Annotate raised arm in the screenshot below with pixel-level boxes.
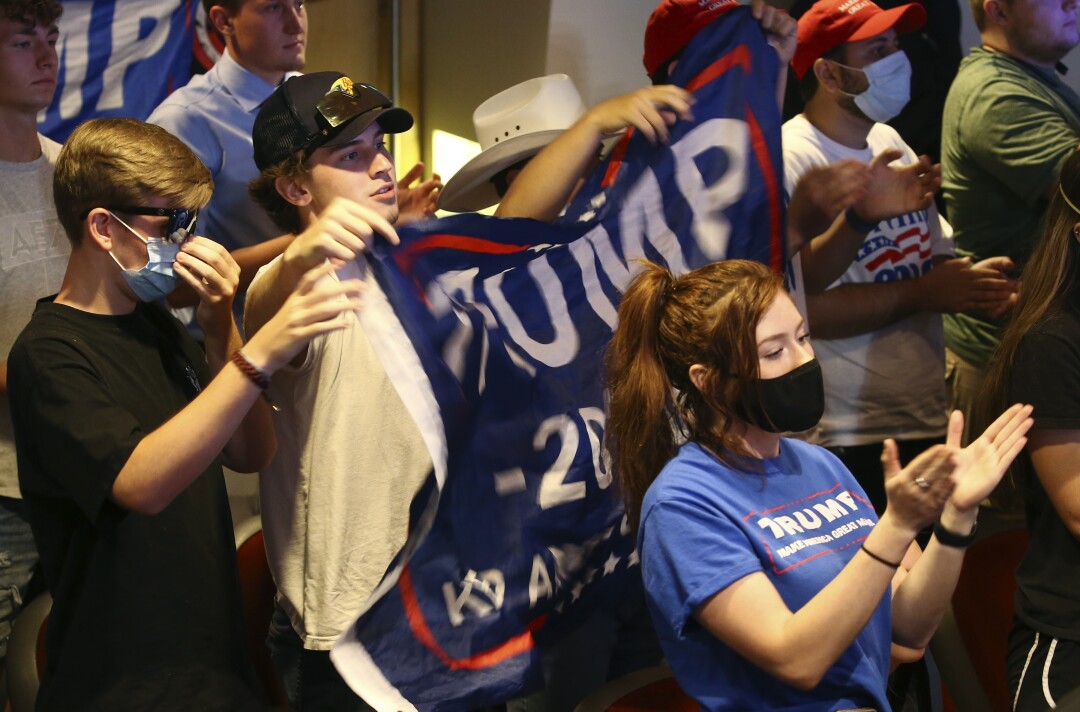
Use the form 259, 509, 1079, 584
495, 85, 694, 222
890, 405, 1033, 646
806, 254, 1016, 340
396, 161, 443, 225
795, 151, 940, 293
245, 196, 397, 337
750, 0, 797, 111
166, 234, 298, 309
1021, 429, 1080, 538
111, 262, 364, 514
173, 236, 269, 473
693, 447, 956, 689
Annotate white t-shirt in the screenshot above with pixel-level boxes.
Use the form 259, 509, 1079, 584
782, 114, 952, 447
252, 255, 434, 650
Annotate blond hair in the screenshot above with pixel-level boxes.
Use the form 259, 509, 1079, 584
54, 118, 213, 244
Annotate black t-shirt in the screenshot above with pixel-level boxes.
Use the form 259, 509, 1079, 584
1009, 300, 1080, 640
8, 299, 261, 711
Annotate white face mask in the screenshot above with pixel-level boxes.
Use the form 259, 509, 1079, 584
834, 50, 912, 123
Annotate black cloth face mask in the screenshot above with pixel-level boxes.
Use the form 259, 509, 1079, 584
737, 358, 825, 434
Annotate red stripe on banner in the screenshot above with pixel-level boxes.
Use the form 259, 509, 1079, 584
685, 44, 752, 93
394, 234, 533, 274
682, 44, 784, 271
745, 108, 784, 272
602, 45, 752, 190
600, 129, 634, 189
399, 564, 543, 671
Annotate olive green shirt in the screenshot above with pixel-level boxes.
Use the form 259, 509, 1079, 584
942, 48, 1080, 366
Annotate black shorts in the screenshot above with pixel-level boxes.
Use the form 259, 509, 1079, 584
1007, 618, 1080, 711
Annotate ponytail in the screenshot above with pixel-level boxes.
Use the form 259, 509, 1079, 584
605, 259, 783, 531
605, 264, 680, 530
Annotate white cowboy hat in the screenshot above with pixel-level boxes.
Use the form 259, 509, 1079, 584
438, 74, 587, 213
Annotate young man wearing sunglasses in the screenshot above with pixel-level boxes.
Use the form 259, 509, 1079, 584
244, 72, 428, 710
149, 0, 440, 321
6, 117, 363, 710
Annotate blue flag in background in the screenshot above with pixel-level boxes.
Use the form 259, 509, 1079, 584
41, 0, 197, 141
332, 7, 786, 711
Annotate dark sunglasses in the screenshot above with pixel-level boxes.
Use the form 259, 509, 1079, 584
316, 78, 392, 130
105, 206, 198, 244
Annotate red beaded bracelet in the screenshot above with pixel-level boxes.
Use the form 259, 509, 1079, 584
230, 349, 271, 393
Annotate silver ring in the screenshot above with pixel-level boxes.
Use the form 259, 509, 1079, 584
915, 477, 930, 489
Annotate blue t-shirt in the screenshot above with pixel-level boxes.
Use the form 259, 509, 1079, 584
639, 440, 891, 711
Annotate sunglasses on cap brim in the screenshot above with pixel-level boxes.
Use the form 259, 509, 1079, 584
106, 205, 199, 244
316, 81, 393, 131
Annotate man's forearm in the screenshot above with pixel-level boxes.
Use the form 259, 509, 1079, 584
806, 279, 923, 339
798, 214, 874, 294
111, 364, 266, 514
244, 256, 306, 336
496, 121, 600, 222
232, 234, 295, 291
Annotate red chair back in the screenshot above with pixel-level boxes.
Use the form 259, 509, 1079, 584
947, 527, 1029, 712
235, 527, 289, 707
607, 677, 698, 711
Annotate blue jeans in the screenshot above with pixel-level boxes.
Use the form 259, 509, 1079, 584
266, 604, 375, 712
0, 496, 38, 662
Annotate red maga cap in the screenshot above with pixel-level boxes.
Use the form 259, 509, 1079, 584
791, 0, 926, 79
643, 0, 740, 78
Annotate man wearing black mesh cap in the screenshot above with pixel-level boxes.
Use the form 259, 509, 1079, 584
245, 71, 432, 710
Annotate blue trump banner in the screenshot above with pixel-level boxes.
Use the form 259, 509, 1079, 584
332, 7, 786, 710
41, 0, 198, 142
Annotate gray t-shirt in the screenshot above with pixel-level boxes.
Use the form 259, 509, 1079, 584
0, 135, 69, 498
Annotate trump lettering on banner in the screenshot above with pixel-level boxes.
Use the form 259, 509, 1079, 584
331, 7, 786, 711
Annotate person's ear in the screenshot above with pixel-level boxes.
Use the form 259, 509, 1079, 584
812, 57, 843, 93
984, 0, 1008, 25
275, 175, 312, 207
689, 364, 708, 392
208, 6, 233, 37
1073, 220, 1080, 242
85, 208, 115, 251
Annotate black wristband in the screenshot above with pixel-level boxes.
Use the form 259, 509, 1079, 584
860, 544, 901, 569
933, 519, 978, 548
844, 207, 878, 234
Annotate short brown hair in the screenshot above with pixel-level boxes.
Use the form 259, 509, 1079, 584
0, 0, 63, 26
248, 150, 309, 235
797, 44, 846, 104
202, 0, 245, 18
969, 0, 1002, 31
54, 118, 213, 244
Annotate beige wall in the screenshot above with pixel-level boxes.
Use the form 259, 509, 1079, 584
416, 0, 665, 182
544, 0, 656, 108
304, 0, 386, 85
420, 0, 552, 171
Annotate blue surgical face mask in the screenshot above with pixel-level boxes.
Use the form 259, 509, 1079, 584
834, 50, 912, 123
107, 211, 183, 302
